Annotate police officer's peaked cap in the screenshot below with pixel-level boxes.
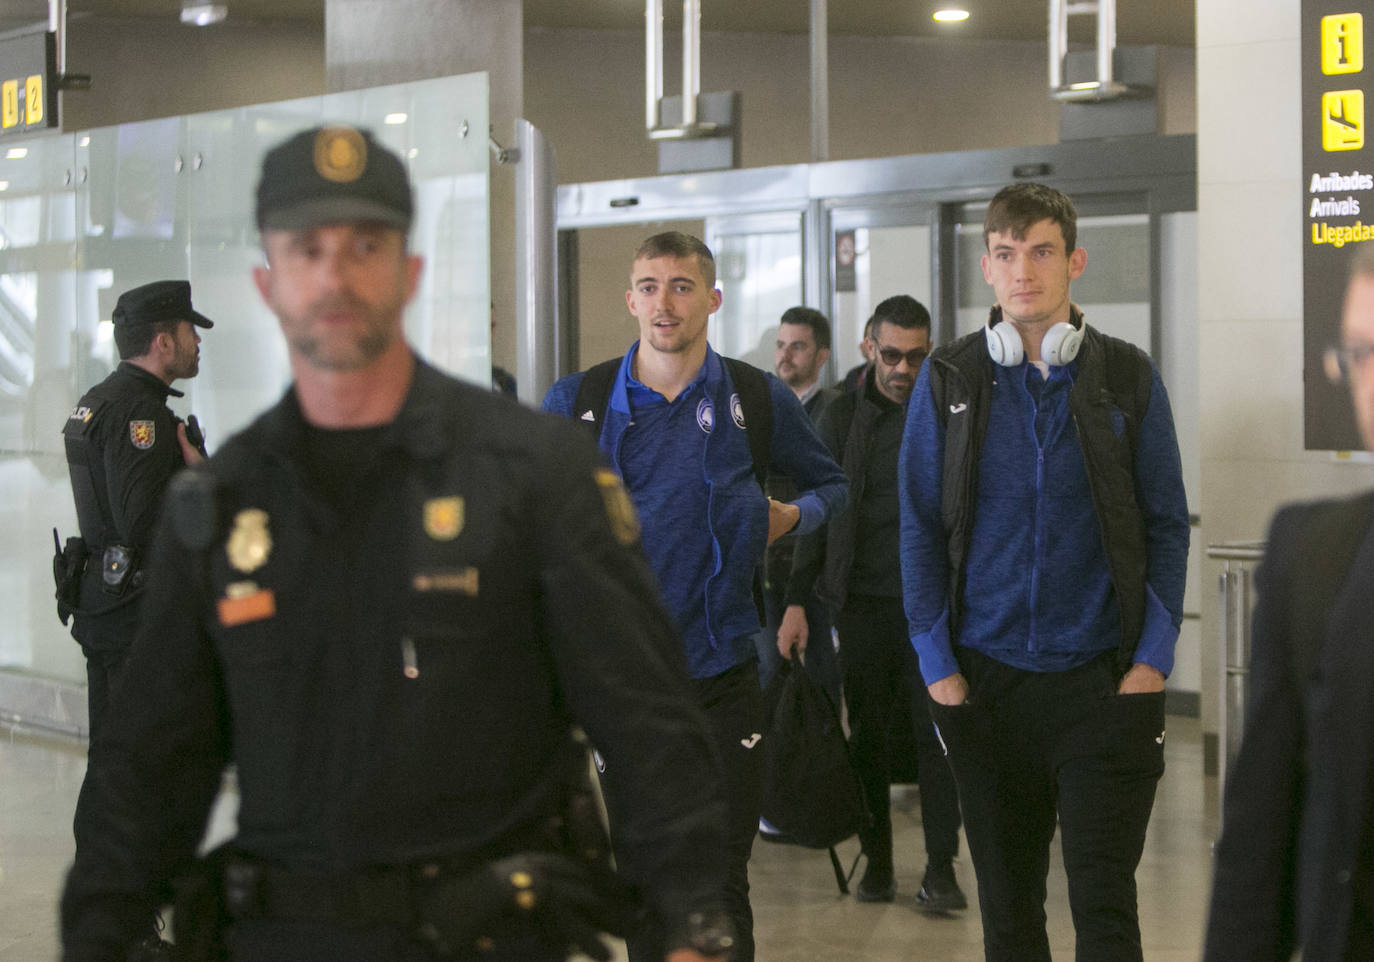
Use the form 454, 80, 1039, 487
112, 280, 214, 329
255, 125, 413, 232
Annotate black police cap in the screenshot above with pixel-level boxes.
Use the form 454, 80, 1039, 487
255, 125, 413, 232
112, 280, 214, 329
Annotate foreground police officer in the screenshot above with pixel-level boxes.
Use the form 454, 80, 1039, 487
61, 280, 211, 741
60, 125, 732, 962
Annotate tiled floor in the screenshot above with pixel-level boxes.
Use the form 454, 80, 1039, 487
1, 716, 1220, 961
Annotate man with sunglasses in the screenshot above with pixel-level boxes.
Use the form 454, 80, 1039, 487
1205, 243, 1374, 961
779, 295, 965, 910
900, 183, 1189, 961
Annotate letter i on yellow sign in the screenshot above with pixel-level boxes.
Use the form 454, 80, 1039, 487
1323, 14, 1364, 74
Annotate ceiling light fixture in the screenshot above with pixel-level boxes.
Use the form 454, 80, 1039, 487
933, 9, 970, 23
180, 3, 228, 26
6, 148, 28, 160
384, 113, 408, 125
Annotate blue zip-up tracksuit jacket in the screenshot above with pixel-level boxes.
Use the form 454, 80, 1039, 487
544, 343, 848, 679
899, 347, 1190, 685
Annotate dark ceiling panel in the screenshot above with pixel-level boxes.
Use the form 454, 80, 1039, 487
0, 0, 1193, 46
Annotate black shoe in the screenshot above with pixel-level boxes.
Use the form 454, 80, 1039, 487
856, 864, 896, 903
915, 862, 967, 913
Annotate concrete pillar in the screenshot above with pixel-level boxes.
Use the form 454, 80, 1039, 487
325, 0, 523, 378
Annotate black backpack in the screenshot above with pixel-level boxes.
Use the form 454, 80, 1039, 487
760, 655, 867, 892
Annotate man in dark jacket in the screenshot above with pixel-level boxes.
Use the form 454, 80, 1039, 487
1204, 242, 1374, 962
900, 183, 1190, 961
62, 279, 212, 742
61, 126, 733, 962
779, 295, 965, 910
759, 306, 840, 701
62, 280, 213, 956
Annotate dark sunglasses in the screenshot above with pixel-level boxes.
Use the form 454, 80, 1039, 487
875, 345, 928, 368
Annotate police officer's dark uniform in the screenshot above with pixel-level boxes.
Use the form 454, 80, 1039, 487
61, 280, 213, 740
60, 126, 732, 962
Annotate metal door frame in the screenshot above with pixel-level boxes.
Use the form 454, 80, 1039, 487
554, 134, 1195, 380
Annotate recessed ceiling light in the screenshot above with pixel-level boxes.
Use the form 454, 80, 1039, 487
180, 3, 227, 26
384, 113, 408, 125
6, 148, 27, 159
406, 147, 419, 159
933, 9, 970, 23
0, 181, 10, 191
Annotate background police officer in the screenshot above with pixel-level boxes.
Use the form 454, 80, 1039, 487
60, 126, 732, 962
61, 279, 211, 958
61, 280, 212, 740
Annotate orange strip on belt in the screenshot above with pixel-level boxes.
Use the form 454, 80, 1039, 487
217, 589, 277, 627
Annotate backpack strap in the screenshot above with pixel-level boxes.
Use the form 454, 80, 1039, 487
573, 355, 773, 491
722, 356, 772, 492
1094, 331, 1154, 464
569, 358, 622, 441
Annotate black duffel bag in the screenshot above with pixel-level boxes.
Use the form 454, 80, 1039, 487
760, 651, 867, 892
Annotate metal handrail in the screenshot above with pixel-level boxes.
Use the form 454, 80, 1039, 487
1205, 542, 1266, 562
1208, 540, 1266, 787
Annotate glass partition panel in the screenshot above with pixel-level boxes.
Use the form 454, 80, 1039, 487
0, 131, 82, 682
706, 212, 804, 372
1, 73, 490, 702
829, 207, 935, 381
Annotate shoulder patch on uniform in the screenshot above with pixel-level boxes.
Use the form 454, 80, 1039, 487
594, 468, 641, 546
128, 420, 155, 449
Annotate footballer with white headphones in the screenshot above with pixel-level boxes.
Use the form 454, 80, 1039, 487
900, 182, 1190, 962
980, 194, 1089, 370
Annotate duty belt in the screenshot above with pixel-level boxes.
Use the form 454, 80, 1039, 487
222, 854, 470, 927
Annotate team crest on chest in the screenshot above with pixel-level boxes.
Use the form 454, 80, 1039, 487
696, 398, 714, 434
423, 496, 465, 541
128, 420, 155, 449
730, 393, 746, 429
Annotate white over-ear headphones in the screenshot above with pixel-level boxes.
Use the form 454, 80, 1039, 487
984, 310, 1083, 367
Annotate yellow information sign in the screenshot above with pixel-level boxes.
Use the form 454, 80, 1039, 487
1323, 13, 1364, 74
25, 75, 42, 125
1324, 89, 1365, 150
1, 80, 17, 129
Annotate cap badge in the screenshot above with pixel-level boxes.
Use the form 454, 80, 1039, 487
313, 126, 367, 183
423, 496, 465, 541
227, 508, 272, 574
